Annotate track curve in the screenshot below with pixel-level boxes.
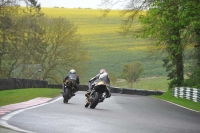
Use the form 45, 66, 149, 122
1, 91, 200, 133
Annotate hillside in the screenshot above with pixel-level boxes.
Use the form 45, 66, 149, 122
41, 8, 167, 83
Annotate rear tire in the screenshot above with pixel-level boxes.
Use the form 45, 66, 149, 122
63, 89, 70, 103
90, 92, 101, 109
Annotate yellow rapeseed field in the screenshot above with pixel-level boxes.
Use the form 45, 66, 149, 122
41, 8, 149, 51
40, 8, 165, 81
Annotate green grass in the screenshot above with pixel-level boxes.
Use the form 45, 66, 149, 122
113, 76, 169, 92
153, 89, 200, 112
0, 88, 61, 106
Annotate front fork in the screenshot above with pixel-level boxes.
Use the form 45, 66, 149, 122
85, 90, 95, 104
86, 97, 90, 104
86, 92, 106, 104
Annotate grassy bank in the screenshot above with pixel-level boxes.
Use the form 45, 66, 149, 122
113, 76, 168, 92
154, 89, 200, 112
0, 88, 61, 106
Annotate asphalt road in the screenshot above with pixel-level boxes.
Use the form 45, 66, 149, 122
1, 91, 200, 133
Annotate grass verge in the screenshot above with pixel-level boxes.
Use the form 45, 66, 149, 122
114, 77, 168, 92
153, 89, 200, 112
0, 88, 61, 106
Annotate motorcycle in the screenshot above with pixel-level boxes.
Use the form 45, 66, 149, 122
85, 80, 109, 109
62, 80, 76, 103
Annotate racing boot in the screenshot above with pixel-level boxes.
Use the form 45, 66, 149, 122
85, 92, 91, 98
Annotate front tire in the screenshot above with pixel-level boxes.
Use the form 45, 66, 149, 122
90, 92, 101, 109
85, 102, 89, 108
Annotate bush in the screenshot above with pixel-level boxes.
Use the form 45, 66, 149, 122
184, 68, 200, 88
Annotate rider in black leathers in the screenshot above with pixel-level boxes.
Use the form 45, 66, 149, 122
62, 69, 80, 96
85, 69, 111, 98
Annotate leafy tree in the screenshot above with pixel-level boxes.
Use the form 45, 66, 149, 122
101, 0, 200, 88
127, 1, 185, 88
0, 0, 43, 78
35, 16, 88, 83
0, 0, 88, 83
0, 1, 22, 78
178, 0, 200, 87
102, 0, 185, 88
121, 61, 144, 88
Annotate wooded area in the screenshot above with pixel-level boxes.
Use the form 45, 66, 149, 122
0, 0, 88, 84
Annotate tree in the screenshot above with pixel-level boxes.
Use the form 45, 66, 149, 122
141, 1, 184, 88
121, 61, 144, 88
0, 0, 88, 83
101, 0, 186, 88
178, 0, 200, 87
0, 0, 43, 78
126, 0, 185, 88
0, 1, 23, 78
35, 16, 88, 83
10, 16, 88, 83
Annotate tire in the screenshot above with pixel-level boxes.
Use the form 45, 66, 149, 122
63, 89, 70, 103
85, 102, 89, 108
90, 92, 101, 109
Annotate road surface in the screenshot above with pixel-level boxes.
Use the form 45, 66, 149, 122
0, 91, 200, 133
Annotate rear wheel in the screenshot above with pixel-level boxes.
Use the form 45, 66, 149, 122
63, 89, 70, 103
90, 92, 101, 109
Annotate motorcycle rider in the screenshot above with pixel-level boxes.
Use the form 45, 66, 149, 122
85, 69, 111, 98
62, 69, 80, 96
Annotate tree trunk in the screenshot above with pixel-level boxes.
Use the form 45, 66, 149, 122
0, 32, 6, 77
195, 28, 200, 67
169, 28, 184, 86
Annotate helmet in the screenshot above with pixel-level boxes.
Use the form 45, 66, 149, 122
69, 69, 76, 74
100, 69, 106, 74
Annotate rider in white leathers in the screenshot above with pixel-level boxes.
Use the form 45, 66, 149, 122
85, 69, 111, 98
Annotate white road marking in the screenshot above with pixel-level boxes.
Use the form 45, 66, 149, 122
0, 96, 62, 133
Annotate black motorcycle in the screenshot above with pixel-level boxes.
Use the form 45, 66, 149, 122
62, 80, 76, 103
85, 80, 109, 109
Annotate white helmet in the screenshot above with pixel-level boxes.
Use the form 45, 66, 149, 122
69, 69, 76, 74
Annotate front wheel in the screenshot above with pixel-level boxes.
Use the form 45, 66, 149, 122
90, 92, 102, 109
85, 102, 89, 108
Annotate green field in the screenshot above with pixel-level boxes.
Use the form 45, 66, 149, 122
41, 8, 167, 84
